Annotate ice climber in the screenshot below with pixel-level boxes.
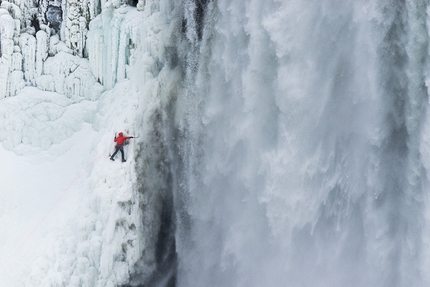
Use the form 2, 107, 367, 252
110, 132, 134, 162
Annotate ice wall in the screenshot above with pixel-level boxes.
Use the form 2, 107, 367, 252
0, 0, 104, 99
87, 6, 139, 89
0, 3, 24, 98
0, 0, 180, 286
26, 0, 182, 283
0, 0, 153, 98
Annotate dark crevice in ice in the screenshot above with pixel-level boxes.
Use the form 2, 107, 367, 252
45, 5, 62, 32
144, 195, 177, 287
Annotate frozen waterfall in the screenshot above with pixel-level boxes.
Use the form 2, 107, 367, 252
0, 0, 430, 286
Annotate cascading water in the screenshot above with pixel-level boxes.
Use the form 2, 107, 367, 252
170, 0, 430, 286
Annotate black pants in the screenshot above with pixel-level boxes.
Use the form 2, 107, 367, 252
111, 145, 125, 160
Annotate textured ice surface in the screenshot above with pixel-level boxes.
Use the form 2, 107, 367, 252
0, 0, 178, 284
0, 83, 144, 286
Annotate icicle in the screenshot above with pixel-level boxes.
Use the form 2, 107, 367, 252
36, 30, 49, 77
11, 48, 22, 71
7, 70, 24, 96
87, 18, 105, 84
0, 8, 23, 98
19, 33, 36, 83
0, 1, 21, 21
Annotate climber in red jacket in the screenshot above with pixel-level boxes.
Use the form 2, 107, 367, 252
110, 132, 134, 162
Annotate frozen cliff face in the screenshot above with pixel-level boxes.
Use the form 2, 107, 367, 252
0, 0, 155, 98
0, 2, 24, 98
0, 0, 128, 99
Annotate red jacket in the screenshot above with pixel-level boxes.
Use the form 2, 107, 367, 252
114, 133, 131, 145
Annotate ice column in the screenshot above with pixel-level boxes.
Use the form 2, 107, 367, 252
87, 7, 137, 89
64, 0, 89, 57
20, 33, 36, 83
36, 30, 49, 77
0, 5, 24, 98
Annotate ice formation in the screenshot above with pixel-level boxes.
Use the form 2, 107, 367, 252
0, 0, 177, 285
0, 0, 104, 99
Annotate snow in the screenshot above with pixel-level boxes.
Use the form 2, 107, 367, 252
0, 1, 181, 283
0, 1, 176, 279
1, 0, 184, 284
0, 81, 144, 286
